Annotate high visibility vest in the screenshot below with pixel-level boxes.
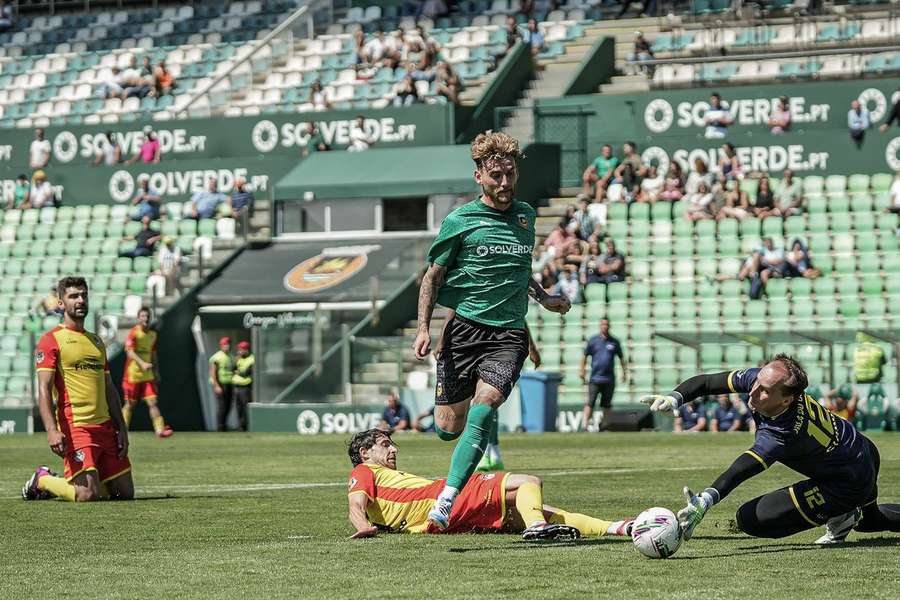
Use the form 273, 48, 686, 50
854, 343, 884, 383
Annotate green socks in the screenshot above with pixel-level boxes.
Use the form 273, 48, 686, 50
445, 403, 495, 490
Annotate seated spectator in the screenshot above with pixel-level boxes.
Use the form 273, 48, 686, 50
684, 157, 713, 196
825, 384, 858, 421
94, 131, 122, 166
0, 0, 14, 33
716, 247, 761, 284
302, 122, 330, 157
379, 388, 411, 433
785, 238, 820, 279
156, 236, 182, 296
29, 170, 55, 208
718, 142, 742, 183
710, 394, 746, 432
674, 400, 707, 433
543, 218, 580, 259
684, 181, 716, 221
231, 177, 255, 219
888, 170, 900, 215
499, 16, 521, 62
33, 287, 62, 317
751, 176, 781, 218
120, 216, 161, 258
348, 115, 372, 152
607, 161, 639, 203
154, 60, 176, 96
660, 162, 684, 201
554, 264, 581, 304
573, 196, 602, 242
776, 169, 804, 215
718, 183, 750, 221
435, 62, 463, 105
412, 405, 435, 433
5, 173, 30, 210
120, 56, 152, 99
579, 240, 602, 285
768, 96, 791, 134
128, 128, 161, 164
636, 165, 664, 203
879, 89, 900, 132
30, 128, 51, 169
704, 92, 732, 139
522, 18, 547, 56
352, 29, 367, 65
627, 31, 655, 76
364, 29, 400, 69
140, 56, 154, 81
129, 175, 162, 221
581, 144, 619, 201
757, 236, 788, 290
309, 80, 331, 110
97, 67, 125, 99
393, 75, 420, 106
591, 238, 626, 284
537, 262, 558, 294
189, 178, 229, 219
848, 99, 870, 149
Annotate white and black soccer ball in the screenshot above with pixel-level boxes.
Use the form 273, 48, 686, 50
631, 507, 682, 559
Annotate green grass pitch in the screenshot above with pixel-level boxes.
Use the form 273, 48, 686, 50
2, 432, 899, 599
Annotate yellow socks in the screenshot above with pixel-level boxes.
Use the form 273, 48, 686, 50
152, 415, 166, 433
548, 510, 613, 537
515, 481, 546, 527
38, 475, 76, 502
122, 403, 133, 428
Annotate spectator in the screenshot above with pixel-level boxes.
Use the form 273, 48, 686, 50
684, 157, 713, 196
543, 218, 580, 259
660, 162, 684, 201
97, 67, 125, 99
518, 0, 535, 15
537, 262, 558, 293
302, 122, 330, 157
5, 173, 30, 210
521, 18, 546, 56
364, 29, 400, 69
140, 56, 154, 80
435, 61, 463, 105
579, 240, 602, 285
607, 142, 643, 204
887, 170, 900, 215
231, 177, 255, 220
120, 215, 161, 258
554, 264, 581, 304
637, 165, 664, 203
34, 287, 61, 317
674, 400, 707, 433
879, 88, 900, 132
715, 246, 761, 284
128, 128, 161, 164
420, 0, 448, 18
129, 174, 162, 221
232, 341, 255, 432
776, 169, 804, 215
704, 92, 732, 139
393, 75, 420, 106
768, 96, 791, 134
189, 178, 229, 219
627, 31, 655, 76
592, 238, 626, 284
352, 29, 367, 65
848, 99, 870, 148
751, 176, 781, 218
785, 238, 820, 279
209, 337, 235, 432
379, 389, 411, 433
710, 394, 745, 432
825, 384, 858, 421
121, 56, 152, 99
309, 80, 331, 110
348, 115, 373, 152
573, 196, 602, 242
154, 60, 176, 97
580, 317, 627, 432
718, 142, 742, 182
684, 181, 716, 222
581, 144, 619, 202
29, 128, 51, 169
754, 237, 788, 297
412, 405, 435, 432
156, 236, 182, 296
0, 0, 14, 33
29, 170, 55, 208
717, 186, 751, 221
502, 15, 521, 57
94, 130, 122, 166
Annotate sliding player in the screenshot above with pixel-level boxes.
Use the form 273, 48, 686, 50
347, 428, 632, 539
642, 355, 900, 544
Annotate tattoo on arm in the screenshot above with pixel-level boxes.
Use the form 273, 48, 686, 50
417, 264, 446, 331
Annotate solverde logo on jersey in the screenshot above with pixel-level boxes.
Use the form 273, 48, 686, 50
474, 244, 532, 257
296, 409, 381, 434
284, 245, 378, 293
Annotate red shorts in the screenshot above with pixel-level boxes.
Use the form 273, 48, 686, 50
429, 472, 509, 534
123, 379, 157, 403
63, 421, 132, 483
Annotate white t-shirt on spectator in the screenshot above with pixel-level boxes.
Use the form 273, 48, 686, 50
30, 139, 51, 168
121, 67, 141, 84
348, 126, 370, 152
30, 181, 54, 208
704, 102, 731, 139
641, 174, 664, 198
890, 178, 900, 208
760, 246, 785, 267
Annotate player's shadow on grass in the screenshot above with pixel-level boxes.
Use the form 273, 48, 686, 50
448, 538, 622, 553
674, 536, 900, 560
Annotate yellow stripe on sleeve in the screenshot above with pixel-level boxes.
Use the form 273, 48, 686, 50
727, 371, 737, 393
743, 450, 769, 470
788, 486, 819, 526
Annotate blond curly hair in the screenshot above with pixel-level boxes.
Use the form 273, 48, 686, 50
470, 131, 522, 168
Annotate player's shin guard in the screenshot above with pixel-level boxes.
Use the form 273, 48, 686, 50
515, 481, 546, 526
548, 510, 613, 537
445, 404, 494, 490
38, 475, 76, 502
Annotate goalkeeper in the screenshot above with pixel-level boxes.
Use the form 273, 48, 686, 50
641, 355, 900, 544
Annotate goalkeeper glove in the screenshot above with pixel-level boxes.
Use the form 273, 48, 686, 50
677, 486, 718, 541
639, 394, 679, 416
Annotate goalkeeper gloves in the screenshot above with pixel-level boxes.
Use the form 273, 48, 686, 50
639, 394, 679, 416
677, 486, 719, 541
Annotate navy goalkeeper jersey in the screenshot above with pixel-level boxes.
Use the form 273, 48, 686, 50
728, 368, 877, 497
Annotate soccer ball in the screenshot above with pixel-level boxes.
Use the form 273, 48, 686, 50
631, 507, 682, 559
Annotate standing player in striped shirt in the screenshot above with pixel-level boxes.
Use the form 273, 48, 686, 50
122, 306, 173, 438
22, 277, 134, 502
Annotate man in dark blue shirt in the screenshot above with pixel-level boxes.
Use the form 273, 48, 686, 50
579, 318, 627, 431
380, 389, 411, 433
674, 400, 707, 433
710, 394, 746, 432
231, 176, 255, 220
642, 354, 900, 544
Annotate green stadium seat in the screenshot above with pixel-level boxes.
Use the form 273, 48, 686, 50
95, 257, 115, 274
803, 176, 825, 195
833, 254, 856, 275
766, 279, 788, 298
858, 253, 880, 274
791, 298, 814, 320
653, 280, 674, 301
815, 255, 834, 275
718, 235, 740, 256
840, 297, 861, 319
675, 280, 695, 299
741, 218, 761, 238
631, 261, 650, 280
630, 282, 651, 301
631, 301, 651, 322
860, 274, 883, 296
630, 203, 650, 221
863, 297, 886, 322
850, 193, 873, 212
720, 280, 743, 298
856, 233, 878, 253
871, 173, 892, 193
607, 284, 628, 303
815, 296, 838, 319
652, 302, 674, 325
847, 174, 870, 193
721, 300, 742, 322
675, 300, 696, 322
882, 253, 900, 273
761, 218, 782, 238
584, 285, 605, 303
696, 259, 717, 279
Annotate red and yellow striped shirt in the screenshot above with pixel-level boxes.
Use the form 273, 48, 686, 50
348, 464, 445, 533
35, 325, 111, 430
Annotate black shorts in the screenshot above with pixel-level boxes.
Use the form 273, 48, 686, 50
435, 314, 529, 406
586, 381, 615, 409
790, 442, 880, 524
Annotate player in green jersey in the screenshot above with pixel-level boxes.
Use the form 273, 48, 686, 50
414, 131, 571, 532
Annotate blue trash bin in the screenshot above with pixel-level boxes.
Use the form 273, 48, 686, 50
519, 370, 561, 432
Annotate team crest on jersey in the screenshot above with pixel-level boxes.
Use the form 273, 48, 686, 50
516, 214, 528, 229
74, 450, 85, 464
284, 245, 379, 294
348, 477, 357, 491
35, 351, 44, 365
435, 382, 444, 398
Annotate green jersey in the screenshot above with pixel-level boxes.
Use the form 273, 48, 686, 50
427, 198, 535, 328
